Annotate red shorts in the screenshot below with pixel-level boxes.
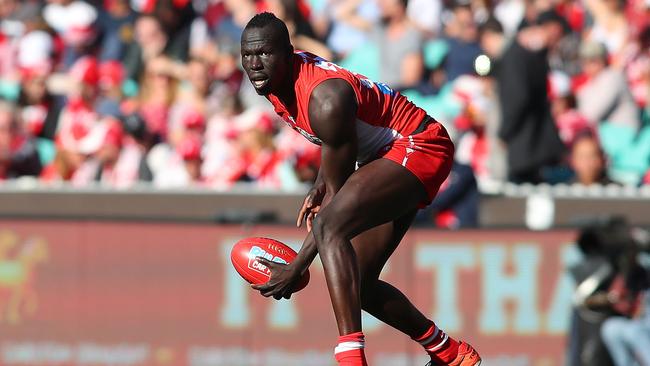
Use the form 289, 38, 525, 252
379, 121, 454, 207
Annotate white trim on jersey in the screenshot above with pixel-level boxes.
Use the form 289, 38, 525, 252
355, 119, 402, 164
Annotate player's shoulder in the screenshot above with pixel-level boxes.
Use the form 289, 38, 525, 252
310, 79, 356, 109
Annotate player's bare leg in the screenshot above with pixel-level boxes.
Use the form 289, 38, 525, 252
313, 158, 480, 365
312, 159, 425, 332
352, 212, 481, 365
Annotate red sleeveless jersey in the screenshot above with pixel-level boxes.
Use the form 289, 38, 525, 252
266, 51, 428, 163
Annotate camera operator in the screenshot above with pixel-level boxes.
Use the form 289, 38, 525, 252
598, 227, 650, 366
567, 217, 650, 366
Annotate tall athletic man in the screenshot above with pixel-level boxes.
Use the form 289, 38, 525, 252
241, 12, 481, 366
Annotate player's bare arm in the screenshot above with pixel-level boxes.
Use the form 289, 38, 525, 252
252, 79, 358, 300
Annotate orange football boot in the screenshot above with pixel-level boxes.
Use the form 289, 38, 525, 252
425, 341, 482, 366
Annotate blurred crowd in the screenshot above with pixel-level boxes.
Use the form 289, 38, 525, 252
0, 0, 648, 221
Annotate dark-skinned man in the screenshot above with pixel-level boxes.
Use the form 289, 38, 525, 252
241, 12, 481, 366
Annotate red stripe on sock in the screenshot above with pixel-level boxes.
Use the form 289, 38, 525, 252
413, 324, 436, 342
338, 331, 365, 343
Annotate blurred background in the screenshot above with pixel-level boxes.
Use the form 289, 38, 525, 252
0, 0, 649, 365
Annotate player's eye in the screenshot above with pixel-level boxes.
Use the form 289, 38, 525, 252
261, 52, 270, 56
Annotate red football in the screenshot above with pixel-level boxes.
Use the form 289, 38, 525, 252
230, 237, 310, 292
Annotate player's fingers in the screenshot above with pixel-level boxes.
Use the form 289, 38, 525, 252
306, 207, 319, 232
251, 283, 269, 292
297, 201, 309, 227
273, 293, 283, 300
262, 286, 281, 298
296, 194, 312, 227
307, 212, 315, 232
255, 256, 275, 269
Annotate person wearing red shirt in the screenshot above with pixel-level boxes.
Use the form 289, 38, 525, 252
241, 12, 480, 366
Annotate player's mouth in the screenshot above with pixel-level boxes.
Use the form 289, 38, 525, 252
251, 77, 269, 89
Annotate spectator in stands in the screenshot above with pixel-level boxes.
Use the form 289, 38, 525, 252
135, 56, 179, 142
375, 0, 424, 89
443, 2, 482, 82
70, 116, 129, 187
235, 110, 291, 189
176, 134, 204, 184
120, 112, 153, 182
97, 60, 125, 110
212, 0, 257, 57
179, 58, 212, 111
406, 0, 442, 37
43, 0, 99, 68
202, 93, 246, 188
626, 26, 650, 109
583, 0, 630, 66
0, 0, 647, 193
453, 75, 504, 186
96, 0, 137, 61
274, 121, 322, 185
536, 9, 582, 76
122, 15, 170, 82
17, 66, 62, 141
315, 0, 380, 59
266, 0, 333, 60
0, 101, 41, 180
130, 0, 195, 62
479, 17, 564, 183
54, 56, 100, 179
569, 132, 618, 185
576, 41, 640, 130
548, 71, 591, 146
0, 1, 44, 99
148, 133, 204, 188
167, 58, 212, 147
414, 162, 479, 228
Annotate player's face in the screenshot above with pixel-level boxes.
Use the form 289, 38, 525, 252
241, 27, 292, 96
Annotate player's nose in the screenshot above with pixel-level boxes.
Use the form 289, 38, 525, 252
249, 55, 263, 70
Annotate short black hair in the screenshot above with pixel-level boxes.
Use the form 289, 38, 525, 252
243, 12, 291, 49
537, 10, 571, 35
479, 17, 504, 35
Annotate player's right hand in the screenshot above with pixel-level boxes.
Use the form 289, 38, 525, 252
251, 257, 302, 300
297, 180, 326, 232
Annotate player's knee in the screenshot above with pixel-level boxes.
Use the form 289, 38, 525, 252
315, 203, 363, 242
312, 211, 349, 245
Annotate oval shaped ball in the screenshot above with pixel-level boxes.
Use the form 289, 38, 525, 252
230, 237, 310, 292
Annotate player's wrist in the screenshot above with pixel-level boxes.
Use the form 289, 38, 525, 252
288, 257, 307, 274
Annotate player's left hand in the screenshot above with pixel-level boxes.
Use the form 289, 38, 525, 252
297, 180, 326, 232
251, 257, 302, 300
